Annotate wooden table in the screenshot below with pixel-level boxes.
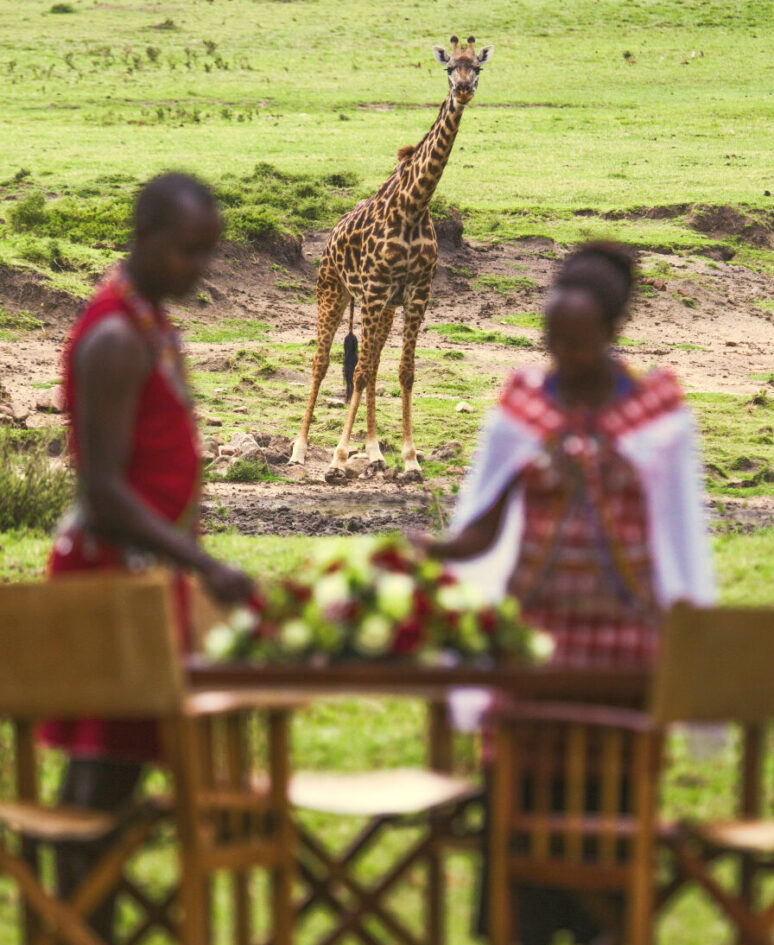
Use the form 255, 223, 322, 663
187, 658, 651, 705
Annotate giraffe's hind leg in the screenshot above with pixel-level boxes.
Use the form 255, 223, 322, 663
289, 264, 349, 465
363, 306, 396, 476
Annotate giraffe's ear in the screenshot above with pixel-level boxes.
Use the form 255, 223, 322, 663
433, 46, 451, 65
478, 45, 494, 65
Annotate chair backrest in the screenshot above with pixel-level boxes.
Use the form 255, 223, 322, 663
651, 604, 774, 725
0, 571, 184, 718
496, 702, 656, 879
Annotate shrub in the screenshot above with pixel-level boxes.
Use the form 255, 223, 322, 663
50, 2, 75, 12
0, 431, 73, 531
9, 192, 47, 231
223, 459, 273, 482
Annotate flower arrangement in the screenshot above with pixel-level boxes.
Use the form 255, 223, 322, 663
204, 536, 554, 667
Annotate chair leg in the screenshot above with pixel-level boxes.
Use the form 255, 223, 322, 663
489, 730, 513, 945
179, 865, 209, 945
426, 841, 445, 945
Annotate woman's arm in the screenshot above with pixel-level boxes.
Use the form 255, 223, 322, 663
426, 485, 512, 561
75, 316, 253, 602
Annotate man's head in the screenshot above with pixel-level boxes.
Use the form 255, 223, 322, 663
132, 172, 220, 300
433, 35, 493, 106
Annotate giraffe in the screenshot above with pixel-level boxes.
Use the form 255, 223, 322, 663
289, 35, 494, 483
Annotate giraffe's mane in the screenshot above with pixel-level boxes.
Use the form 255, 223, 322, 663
397, 145, 416, 162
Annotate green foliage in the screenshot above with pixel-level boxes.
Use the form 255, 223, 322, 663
0, 307, 43, 332
49, 2, 75, 12
185, 319, 271, 343
221, 458, 286, 483
501, 312, 544, 330
473, 274, 539, 297
427, 322, 534, 348
0, 431, 72, 532
9, 192, 47, 231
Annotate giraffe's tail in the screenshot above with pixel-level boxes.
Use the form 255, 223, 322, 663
343, 298, 358, 403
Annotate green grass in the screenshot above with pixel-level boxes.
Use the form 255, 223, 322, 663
501, 312, 544, 330
690, 392, 774, 498
1, 0, 773, 290
427, 323, 534, 348
184, 318, 271, 344
0, 307, 44, 340
472, 274, 538, 297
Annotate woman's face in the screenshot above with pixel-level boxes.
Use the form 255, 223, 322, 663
545, 287, 613, 383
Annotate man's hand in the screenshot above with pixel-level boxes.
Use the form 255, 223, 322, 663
201, 559, 255, 604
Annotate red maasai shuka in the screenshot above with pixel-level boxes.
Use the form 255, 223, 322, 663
40, 265, 201, 762
501, 364, 683, 668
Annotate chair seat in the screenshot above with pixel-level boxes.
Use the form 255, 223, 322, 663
0, 800, 118, 842
289, 768, 477, 817
685, 818, 774, 855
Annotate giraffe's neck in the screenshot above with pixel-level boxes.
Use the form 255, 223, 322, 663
399, 93, 465, 220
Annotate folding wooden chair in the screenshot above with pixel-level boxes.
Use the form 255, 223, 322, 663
0, 571, 296, 945
488, 604, 774, 945
651, 604, 774, 945
287, 701, 481, 945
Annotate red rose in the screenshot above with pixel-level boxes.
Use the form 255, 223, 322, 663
480, 609, 498, 636
413, 589, 433, 618
393, 617, 423, 654
371, 548, 413, 574
438, 570, 458, 587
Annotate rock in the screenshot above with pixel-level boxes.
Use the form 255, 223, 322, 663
233, 406, 248, 415
47, 437, 64, 458
383, 467, 398, 481
325, 397, 346, 408
240, 446, 266, 463
36, 385, 65, 414
0, 404, 12, 417
252, 432, 273, 447
375, 383, 386, 396
200, 450, 216, 463
12, 403, 29, 423
446, 466, 465, 476
203, 436, 220, 454
345, 453, 370, 478
219, 446, 236, 457
204, 416, 223, 427
430, 441, 462, 461
455, 401, 474, 414
229, 431, 258, 454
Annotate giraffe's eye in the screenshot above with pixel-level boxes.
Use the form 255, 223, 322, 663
473, 67, 481, 75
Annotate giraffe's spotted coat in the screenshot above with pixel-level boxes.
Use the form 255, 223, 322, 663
289, 38, 494, 481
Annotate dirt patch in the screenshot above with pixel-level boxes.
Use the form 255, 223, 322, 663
202, 481, 448, 536
687, 205, 774, 248
0, 265, 81, 336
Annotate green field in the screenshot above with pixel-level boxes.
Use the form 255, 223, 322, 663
1, 0, 774, 291
2, 1, 774, 942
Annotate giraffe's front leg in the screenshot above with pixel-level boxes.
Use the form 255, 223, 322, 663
326, 299, 385, 484
399, 296, 428, 482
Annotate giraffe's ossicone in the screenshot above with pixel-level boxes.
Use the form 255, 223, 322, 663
289, 35, 494, 483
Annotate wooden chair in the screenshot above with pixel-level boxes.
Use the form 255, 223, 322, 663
651, 604, 774, 945
0, 571, 296, 945
488, 604, 774, 945
287, 701, 482, 945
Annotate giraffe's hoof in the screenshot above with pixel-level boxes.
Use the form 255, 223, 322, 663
363, 460, 387, 478
398, 468, 424, 484
324, 466, 348, 485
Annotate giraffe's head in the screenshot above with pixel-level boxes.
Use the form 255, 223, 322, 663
432, 35, 493, 106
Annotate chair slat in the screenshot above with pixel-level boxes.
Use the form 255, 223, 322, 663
600, 728, 624, 864
566, 725, 587, 862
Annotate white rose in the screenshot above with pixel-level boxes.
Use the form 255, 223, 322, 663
313, 572, 352, 610
355, 614, 393, 656
280, 619, 312, 653
529, 631, 556, 663
205, 623, 238, 661
375, 573, 415, 621
230, 606, 257, 636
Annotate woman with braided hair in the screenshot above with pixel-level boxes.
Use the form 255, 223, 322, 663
425, 242, 714, 943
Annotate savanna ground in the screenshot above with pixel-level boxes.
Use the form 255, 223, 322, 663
1, 0, 774, 942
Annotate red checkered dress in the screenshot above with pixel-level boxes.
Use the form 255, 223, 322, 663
502, 365, 683, 667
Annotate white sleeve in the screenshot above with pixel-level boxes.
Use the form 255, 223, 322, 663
447, 408, 541, 603
618, 408, 716, 606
